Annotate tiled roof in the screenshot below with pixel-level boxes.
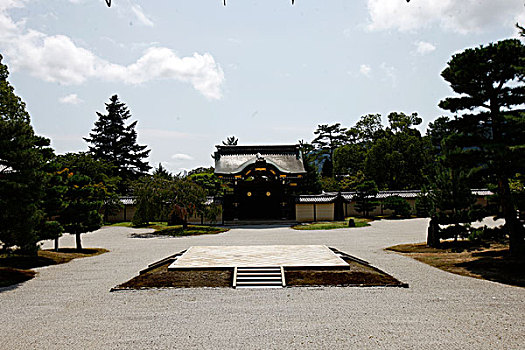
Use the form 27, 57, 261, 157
375, 190, 421, 199
297, 195, 341, 204
116, 196, 218, 206
471, 189, 493, 196
298, 189, 492, 203
119, 196, 135, 205
214, 145, 306, 175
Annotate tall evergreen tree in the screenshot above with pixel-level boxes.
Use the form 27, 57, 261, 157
312, 123, 348, 177
439, 39, 525, 256
297, 140, 322, 194
153, 163, 173, 180
0, 54, 53, 253
84, 95, 151, 191
354, 180, 379, 218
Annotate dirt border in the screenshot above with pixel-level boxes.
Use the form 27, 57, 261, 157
112, 249, 408, 290
386, 242, 524, 288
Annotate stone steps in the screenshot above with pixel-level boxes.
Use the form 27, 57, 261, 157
234, 266, 285, 288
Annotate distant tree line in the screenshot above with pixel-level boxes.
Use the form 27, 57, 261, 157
0, 52, 221, 255
1, 34, 524, 257
0, 58, 152, 254
300, 37, 525, 255
303, 111, 432, 192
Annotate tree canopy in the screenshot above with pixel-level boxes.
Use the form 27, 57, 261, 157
316, 112, 432, 191
84, 95, 151, 192
132, 176, 209, 229
312, 123, 348, 177
354, 180, 379, 218
0, 55, 53, 253
48, 153, 117, 250
439, 38, 525, 255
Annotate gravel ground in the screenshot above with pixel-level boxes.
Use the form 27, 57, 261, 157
1, 218, 523, 349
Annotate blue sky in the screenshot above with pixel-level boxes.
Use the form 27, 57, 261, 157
1, 0, 523, 173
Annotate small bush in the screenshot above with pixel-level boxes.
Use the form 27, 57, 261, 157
383, 195, 411, 218
468, 225, 507, 243
415, 194, 432, 217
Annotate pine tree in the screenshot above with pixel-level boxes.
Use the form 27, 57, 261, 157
354, 180, 379, 218
0, 54, 53, 253
312, 123, 348, 177
439, 39, 525, 256
84, 95, 150, 191
153, 163, 173, 179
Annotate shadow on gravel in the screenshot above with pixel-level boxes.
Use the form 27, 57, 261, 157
456, 252, 525, 287
0, 248, 108, 289
0, 268, 35, 293
0, 282, 24, 293
387, 242, 525, 288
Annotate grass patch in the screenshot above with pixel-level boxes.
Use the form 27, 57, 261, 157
109, 221, 229, 237
386, 242, 525, 287
154, 225, 229, 237
0, 248, 108, 288
292, 217, 371, 230
107, 222, 134, 227
107, 221, 171, 228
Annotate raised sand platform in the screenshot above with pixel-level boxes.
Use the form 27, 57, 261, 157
168, 245, 348, 269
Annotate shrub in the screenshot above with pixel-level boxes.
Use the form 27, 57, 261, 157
383, 195, 411, 218
468, 225, 507, 243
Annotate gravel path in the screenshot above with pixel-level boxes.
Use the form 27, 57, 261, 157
1, 219, 523, 349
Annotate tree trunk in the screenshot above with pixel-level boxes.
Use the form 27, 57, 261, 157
54, 237, 59, 252
427, 217, 440, 248
499, 177, 525, 256
75, 233, 82, 251
508, 219, 525, 255
182, 218, 188, 230
330, 147, 335, 178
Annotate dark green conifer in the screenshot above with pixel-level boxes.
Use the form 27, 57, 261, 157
439, 39, 525, 256
0, 55, 53, 253
84, 95, 150, 192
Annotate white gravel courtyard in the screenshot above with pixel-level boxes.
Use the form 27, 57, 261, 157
1, 218, 523, 349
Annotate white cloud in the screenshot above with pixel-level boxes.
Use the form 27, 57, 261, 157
366, 0, 525, 34
131, 4, 154, 27
415, 41, 436, 55
359, 64, 372, 77
0, 2, 224, 99
59, 93, 83, 104
171, 153, 194, 161
102, 48, 224, 99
